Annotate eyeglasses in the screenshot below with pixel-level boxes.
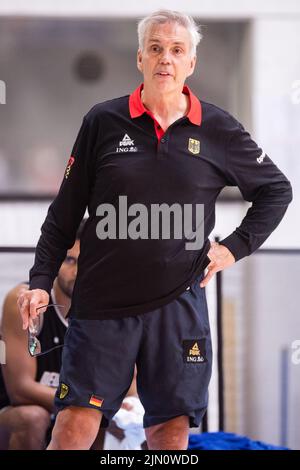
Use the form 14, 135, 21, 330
28, 304, 66, 357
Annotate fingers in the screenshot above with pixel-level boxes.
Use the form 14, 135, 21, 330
19, 296, 30, 330
29, 296, 42, 319
200, 242, 219, 287
17, 289, 49, 330
17, 291, 31, 330
200, 241, 236, 288
200, 263, 218, 287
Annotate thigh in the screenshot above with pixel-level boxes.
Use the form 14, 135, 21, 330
0, 405, 49, 430
55, 316, 143, 426
137, 272, 212, 428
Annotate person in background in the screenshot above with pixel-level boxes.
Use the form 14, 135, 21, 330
0, 219, 144, 449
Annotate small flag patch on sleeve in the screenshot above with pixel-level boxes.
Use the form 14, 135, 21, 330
89, 395, 104, 407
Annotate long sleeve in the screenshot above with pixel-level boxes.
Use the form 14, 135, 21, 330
29, 111, 99, 293
219, 122, 293, 261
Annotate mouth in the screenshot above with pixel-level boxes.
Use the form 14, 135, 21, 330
155, 72, 172, 77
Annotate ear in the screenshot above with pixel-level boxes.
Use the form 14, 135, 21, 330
137, 49, 143, 73
186, 55, 197, 78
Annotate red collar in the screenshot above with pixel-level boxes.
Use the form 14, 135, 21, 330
129, 83, 202, 126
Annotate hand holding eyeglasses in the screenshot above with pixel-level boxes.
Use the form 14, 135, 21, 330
28, 304, 65, 357
18, 288, 66, 357
17, 287, 50, 330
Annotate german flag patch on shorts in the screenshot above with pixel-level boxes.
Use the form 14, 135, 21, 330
89, 395, 104, 407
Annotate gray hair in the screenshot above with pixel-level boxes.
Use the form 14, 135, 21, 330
137, 9, 202, 57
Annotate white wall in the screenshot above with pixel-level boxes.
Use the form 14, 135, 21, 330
252, 19, 300, 249
0, 0, 300, 18
0, 18, 244, 193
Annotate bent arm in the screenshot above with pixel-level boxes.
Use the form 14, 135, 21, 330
219, 122, 293, 260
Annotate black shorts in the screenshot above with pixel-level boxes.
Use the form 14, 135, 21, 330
54, 272, 212, 429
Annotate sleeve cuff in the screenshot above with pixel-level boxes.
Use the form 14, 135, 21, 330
29, 275, 53, 294
218, 232, 250, 262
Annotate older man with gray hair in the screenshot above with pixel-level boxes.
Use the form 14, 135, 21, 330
18, 9, 292, 450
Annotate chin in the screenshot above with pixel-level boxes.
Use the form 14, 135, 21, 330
155, 82, 174, 92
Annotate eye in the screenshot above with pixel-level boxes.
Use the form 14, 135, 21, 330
150, 44, 160, 53
174, 47, 183, 55
64, 256, 77, 266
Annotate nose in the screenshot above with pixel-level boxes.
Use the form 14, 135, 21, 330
159, 49, 172, 64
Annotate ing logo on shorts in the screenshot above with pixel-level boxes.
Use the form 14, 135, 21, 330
183, 339, 207, 363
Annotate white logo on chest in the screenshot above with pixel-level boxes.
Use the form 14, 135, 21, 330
116, 133, 138, 153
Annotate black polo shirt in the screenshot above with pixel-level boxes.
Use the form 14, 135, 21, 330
30, 84, 292, 320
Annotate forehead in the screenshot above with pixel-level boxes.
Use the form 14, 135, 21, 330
144, 21, 191, 46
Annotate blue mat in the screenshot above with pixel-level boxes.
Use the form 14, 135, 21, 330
188, 432, 289, 450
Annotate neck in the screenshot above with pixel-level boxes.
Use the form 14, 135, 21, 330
141, 84, 189, 122
52, 279, 71, 318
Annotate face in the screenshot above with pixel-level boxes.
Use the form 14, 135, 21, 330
137, 22, 196, 94
56, 240, 80, 298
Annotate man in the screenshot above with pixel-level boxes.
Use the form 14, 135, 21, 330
0, 220, 142, 449
0, 221, 84, 449
18, 10, 292, 450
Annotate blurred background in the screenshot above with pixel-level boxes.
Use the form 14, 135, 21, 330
0, 0, 299, 449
